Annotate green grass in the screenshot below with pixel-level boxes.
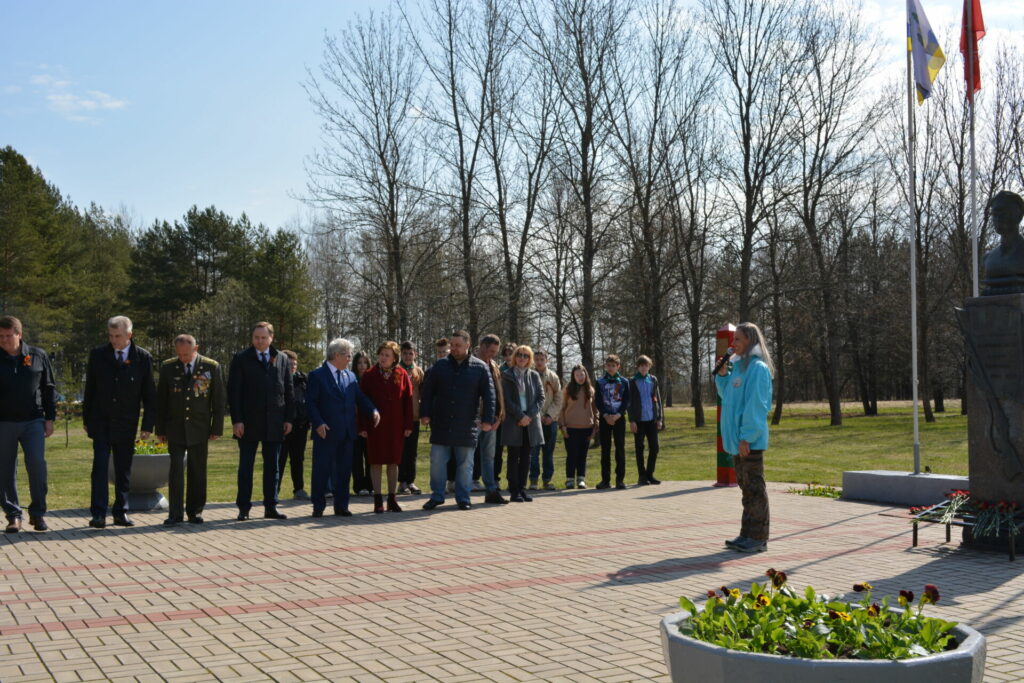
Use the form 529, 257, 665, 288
15, 400, 968, 511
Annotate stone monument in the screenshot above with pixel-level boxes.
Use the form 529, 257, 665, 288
956, 191, 1024, 521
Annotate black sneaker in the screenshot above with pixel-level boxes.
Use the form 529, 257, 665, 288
485, 490, 509, 505
733, 537, 767, 553
724, 536, 745, 549
595, 481, 611, 490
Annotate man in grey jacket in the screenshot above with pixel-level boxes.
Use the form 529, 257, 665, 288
419, 330, 495, 510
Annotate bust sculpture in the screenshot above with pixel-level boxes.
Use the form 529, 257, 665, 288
982, 190, 1024, 295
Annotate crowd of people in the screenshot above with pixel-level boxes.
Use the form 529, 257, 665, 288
0, 314, 774, 554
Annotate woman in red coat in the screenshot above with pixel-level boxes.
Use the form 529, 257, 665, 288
359, 341, 414, 513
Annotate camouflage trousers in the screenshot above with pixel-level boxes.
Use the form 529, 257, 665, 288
734, 451, 769, 542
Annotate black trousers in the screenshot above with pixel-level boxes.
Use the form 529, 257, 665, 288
351, 436, 371, 493
565, 428, 591, 480
506, 427, 531, 493
399, 423, 419, 483
599, 418, 626, 484
279, 423, 308, 494
633, 420, 660, 480
168, 441, 208, 519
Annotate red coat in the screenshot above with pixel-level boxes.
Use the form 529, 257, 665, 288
358, 364, 414, 465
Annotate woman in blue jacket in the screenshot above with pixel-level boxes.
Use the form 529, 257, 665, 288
716, 322, 775, 553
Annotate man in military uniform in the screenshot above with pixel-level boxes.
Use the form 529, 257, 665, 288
155, 334, 225, 525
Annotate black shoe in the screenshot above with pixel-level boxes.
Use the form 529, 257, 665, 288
595, 481, 610, 490
4, 518, 21, 533
637, 478, 650, 486
163, 517, 182, 526
335, 509, 353, 517
423, 499, 443, 510
187, 516, 204, 524
647, 476, 661, 485
510, 492, 525, 502
29, 516, 48, 532
88, 517, 106, 529
615, 481, 626, 490
312, 510, 324, 518
484, 490, 509, 505
263, 510, 287, 520
520, 490, 533, 502
112, 515, 134, 527
457, 501, 472, 510
237, 512, 250, 521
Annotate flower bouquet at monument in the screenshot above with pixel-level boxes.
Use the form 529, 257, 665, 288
912, 489, 1022, 538
133, 438, 169, 455
660, 569, 986, 682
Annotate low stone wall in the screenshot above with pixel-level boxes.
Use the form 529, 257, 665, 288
841, 470, 968, 507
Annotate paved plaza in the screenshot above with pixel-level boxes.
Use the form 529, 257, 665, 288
2, 481, 1023, 682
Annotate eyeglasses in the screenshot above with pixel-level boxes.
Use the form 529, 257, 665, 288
516, 353, 530, 359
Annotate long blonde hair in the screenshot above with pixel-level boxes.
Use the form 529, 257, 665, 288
736, 322, 775, 378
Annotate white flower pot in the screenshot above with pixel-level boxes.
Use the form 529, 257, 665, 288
660, 611, 986, 683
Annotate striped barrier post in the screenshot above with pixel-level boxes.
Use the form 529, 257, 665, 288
714, 323, 737, 487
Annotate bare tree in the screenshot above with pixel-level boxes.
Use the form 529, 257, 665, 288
305, 11, 441, 340
700, 0, 802, 321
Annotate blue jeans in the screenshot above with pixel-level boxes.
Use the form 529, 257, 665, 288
530, 421, 558, 482
237, 440, 282, 513
0, 419, 47, 520
311, 436, 354, 512
90, 438, 133, 518
429, 444, 474, 503
477, 428, 498, 492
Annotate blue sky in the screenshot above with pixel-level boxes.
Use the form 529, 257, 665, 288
1, 0, 1018, 231
1, 1, 376, 230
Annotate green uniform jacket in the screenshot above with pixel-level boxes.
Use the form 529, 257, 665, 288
155, 355, 226, 445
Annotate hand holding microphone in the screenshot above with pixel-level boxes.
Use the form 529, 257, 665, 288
714, 347, 735, 376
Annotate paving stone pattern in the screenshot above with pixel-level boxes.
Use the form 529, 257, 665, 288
2, 482, 1023, 682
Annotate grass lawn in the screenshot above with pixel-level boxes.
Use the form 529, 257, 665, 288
16, 400, 968, 511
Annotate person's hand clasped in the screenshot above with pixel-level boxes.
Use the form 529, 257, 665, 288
517, 416, 530, 427
283, 422, 292, 436
480, 422, 493, 432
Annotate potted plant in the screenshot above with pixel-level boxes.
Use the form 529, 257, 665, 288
660, 569, 986, 682
108, 439, 171, 511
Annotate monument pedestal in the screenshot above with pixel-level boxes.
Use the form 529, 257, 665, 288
959, 295, 1024, 551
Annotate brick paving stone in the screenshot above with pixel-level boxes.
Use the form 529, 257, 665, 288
1, 483, 1023, 681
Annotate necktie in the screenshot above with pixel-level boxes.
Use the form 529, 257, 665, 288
184, 362, 192, 377
335, 369, 342, 387
116, 350, 124, 365
261, 352, 268, 367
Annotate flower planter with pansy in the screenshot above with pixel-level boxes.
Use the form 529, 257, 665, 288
660, 569, 986, 682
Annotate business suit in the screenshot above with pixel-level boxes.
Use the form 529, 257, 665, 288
228, 345, 294, 516
306, 362, 376, 514
155, 355, 225, 521
83, 343, 156, 520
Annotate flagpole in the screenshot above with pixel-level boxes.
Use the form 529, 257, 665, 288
968, 0, 979, 298
906, 37, 922, 476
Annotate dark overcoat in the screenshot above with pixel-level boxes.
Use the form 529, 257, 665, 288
82, 342, 156, 442
227, 346, 294, 442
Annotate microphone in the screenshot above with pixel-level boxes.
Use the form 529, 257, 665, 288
712, 347, 735, 376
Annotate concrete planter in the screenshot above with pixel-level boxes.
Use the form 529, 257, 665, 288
660, 611, 986, 683
108, 452, 170, 511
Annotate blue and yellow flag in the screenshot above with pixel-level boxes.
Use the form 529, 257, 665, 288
907, 0, 946, 103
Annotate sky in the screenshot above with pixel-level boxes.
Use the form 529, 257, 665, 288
1, 0, 1021, 231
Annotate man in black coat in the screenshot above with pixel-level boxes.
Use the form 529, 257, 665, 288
419, 330, 495, 511
278, 349, 309, 500
83, 316, 157, 528
228, 321, 294, 520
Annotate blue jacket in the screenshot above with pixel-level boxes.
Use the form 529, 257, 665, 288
595, 374, 630, 417
306, 363, 377, 442
419, 353, 495, 448
715, 348, 773, 454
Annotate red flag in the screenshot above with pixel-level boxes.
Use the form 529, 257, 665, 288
960, 0, 985, 100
